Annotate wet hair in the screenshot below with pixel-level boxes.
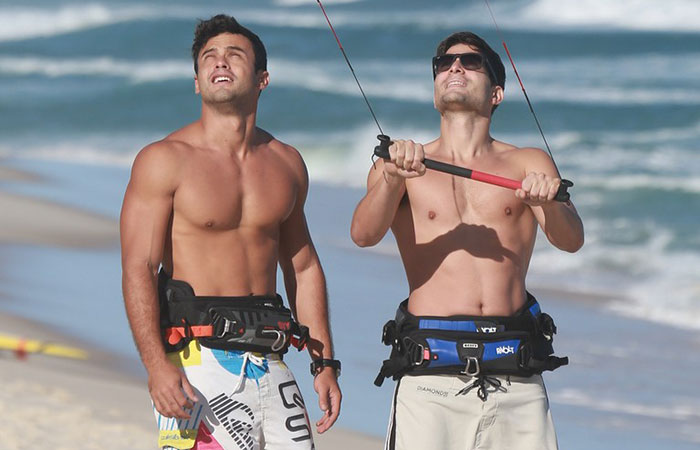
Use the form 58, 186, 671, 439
191, 14, 267, 75
435, 31, 505, 90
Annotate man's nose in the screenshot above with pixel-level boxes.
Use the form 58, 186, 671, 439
215, 57, 229, 69
448, 58, 465, 73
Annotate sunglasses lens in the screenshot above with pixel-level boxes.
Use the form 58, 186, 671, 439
433, 53, 485, 77
435, 54, 457, 74
458, 53, 483, 70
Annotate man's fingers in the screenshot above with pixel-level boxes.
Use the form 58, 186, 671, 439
521, 172, 535, 192
519, 173, 563, 204
316, 393, 340, 433
316, 409, 330, 427
182, 376, 199, 403
153, 396, 167, 417
316, 410, 331, 433
385, 139, 428, 179
548, 179, 561, 200
394, 142, 405, 168
327, 389, 341, 426
315, 388, 330, 431
167, 389, 192, 419
411, 144, 425, 172
158, 395, 181, 419
153, 391, 177, 418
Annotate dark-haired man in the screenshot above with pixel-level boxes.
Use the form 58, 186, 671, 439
351, 31, 583, 449
121, 14, 340, 450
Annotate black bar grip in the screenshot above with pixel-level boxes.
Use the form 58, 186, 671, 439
554, 179, 573, 203
373, 134, 392, 159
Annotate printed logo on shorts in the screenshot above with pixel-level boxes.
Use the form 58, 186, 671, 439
279, 380, 313, 444
416, 385, 448, 397
210, 393, 255, 450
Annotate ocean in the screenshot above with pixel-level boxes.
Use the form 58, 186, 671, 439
1, 0, 699, 448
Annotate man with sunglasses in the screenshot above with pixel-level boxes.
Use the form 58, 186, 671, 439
351, 31, 583, 449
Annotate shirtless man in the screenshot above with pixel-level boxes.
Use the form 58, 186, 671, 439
120, 15, 340, 450
351, 31, 583, 450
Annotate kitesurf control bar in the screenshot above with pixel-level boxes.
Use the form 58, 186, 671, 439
374, 135, 572, 202
316, 0, 572, 203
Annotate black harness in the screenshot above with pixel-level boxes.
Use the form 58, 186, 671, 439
158, 271, 309, 355
375, 293, 568, 391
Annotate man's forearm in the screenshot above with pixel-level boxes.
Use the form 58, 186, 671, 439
291, 264, 334, 360
351, 172, 405, 247
541, 202, 584, 252
123, 266, 169, 371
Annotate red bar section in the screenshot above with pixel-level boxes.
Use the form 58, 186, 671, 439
470, 170, 522, 191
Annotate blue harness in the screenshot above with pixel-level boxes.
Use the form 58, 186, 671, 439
374, 293, 568, 391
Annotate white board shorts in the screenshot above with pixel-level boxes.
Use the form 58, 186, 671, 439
385, 373, 558, 450
154, 340, 314, 450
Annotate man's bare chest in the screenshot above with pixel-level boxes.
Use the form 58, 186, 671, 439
404, 174, 526, 230
173, 162, 297, 231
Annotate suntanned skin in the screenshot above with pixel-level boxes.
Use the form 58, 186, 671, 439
351, 43, 584, 317
120, 32, 340, 433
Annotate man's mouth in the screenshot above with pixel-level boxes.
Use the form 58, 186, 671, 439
446, 79, 466, 88
212, 76, 232, 84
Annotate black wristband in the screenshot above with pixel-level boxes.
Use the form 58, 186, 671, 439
310, 358, 341, 377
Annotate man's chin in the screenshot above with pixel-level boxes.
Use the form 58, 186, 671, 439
203, 91, 238, 104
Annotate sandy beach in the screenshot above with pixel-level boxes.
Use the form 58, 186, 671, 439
0, 312, 382, 450
0, 163, 382, 449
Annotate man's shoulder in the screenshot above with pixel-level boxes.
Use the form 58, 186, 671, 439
134, 138, 189, 169
136, 124, 200, 164
256, 128, 306, 171
495, 142, 554, 172
130, 134, 196, 188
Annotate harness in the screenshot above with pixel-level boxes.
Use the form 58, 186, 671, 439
158, 271, 309, 355
374, 293, 568, 393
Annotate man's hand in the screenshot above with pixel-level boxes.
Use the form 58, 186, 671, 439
384, 139, 427, 180
516, 172, 561, 206
313, 368, 342, 434
148, 360, 199, 419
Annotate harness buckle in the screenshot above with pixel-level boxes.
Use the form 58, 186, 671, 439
216, 318, 233, 338
262, 329, 287, 352
461, 357, 481, 376
413, 343, 425, 366
401, 337, 425, 366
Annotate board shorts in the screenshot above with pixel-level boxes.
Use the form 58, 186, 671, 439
385, 373, 558, 450
154, 340, 315, 450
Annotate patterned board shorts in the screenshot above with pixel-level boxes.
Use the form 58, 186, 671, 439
154, 340, 315, 450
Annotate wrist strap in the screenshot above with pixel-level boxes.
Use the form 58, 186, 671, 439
310, 358, 341, 377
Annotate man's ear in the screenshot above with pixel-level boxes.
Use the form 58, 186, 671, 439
491, 85, 504, 107
258, 70, 270, 92
194, 75, 201, 95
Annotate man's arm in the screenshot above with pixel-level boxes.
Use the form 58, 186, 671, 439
516, 148, 584, 252
278, 152, 340, 434
120, 142, 197, 419
350, 140, 426, 247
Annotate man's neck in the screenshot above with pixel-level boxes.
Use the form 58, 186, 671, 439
199, 101, 258, 158
438, 110, 493, 161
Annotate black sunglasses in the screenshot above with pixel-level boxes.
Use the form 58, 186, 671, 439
432, 52, 497, 83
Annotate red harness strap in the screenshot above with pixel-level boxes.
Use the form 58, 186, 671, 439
165, 325, 214, 346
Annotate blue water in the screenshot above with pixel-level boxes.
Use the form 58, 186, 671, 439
1, 0, 700, 447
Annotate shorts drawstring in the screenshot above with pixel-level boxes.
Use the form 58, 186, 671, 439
232, 352, 266, 394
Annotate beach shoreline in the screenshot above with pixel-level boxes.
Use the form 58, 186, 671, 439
1, 161, 699, 449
